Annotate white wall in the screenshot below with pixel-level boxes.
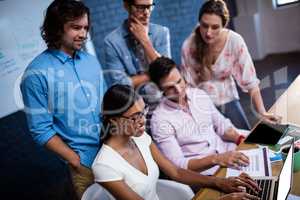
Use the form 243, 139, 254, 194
233, 0, 300, 60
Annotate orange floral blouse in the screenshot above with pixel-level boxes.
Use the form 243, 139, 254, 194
181, 29, 260, 106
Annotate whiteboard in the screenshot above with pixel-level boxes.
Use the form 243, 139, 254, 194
0, 0, 53, 118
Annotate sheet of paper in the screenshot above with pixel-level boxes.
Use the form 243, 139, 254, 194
226, 147, 272, 177
287, 194, 300, 200
287, 123, 300, 137
278, 135, 294, 145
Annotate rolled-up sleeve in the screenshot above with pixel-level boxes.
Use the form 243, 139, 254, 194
93, 163, 123, 182
232, 35, 260, 92
156, 27, 171, 58
103, 39, 132, 87
20, 70, 56, 145
151, 114, 191, 169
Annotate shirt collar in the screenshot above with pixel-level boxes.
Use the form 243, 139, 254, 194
121, 19, 153, 38
163, 97, 181, 110
162, 89, 192, 110
48, 49, 82, 64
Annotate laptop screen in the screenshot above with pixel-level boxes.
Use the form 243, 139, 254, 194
277, 143, 294, 200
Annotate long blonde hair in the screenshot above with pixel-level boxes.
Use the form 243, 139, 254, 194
194, 0, 230, 81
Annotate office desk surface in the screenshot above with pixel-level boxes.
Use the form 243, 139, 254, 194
193, 75, 300, 200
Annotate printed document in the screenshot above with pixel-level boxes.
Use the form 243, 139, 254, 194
226, 147, 272, 177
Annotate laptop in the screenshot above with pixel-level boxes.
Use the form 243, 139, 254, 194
244, 122, 289, 145
246, 140, 294, 200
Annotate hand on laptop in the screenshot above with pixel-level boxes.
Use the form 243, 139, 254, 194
295, 140, 300, 150
215, 151, 249, 169
217, 173, 260, 194
260, 112, 282, 124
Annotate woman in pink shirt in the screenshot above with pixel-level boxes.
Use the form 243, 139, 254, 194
181, 0, 280, 129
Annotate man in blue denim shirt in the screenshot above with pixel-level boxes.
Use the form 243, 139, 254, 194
20, 1, 106, 198
103, 0, 171, 104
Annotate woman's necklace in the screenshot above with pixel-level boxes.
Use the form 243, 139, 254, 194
118, 138, 137, 157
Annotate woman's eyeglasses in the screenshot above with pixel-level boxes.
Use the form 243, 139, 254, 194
120, 106, 149, 122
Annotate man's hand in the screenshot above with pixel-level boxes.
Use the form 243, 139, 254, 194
215, 151, 249, 169
68, 154, 90, 174
128, 16, 150, 45
45, 135, 84, 172
68, 152, 81, 171
128, 15, 160, 63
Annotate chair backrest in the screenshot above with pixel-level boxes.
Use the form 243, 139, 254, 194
82, 180, 194, 200
157, 179, 194, 200
81, 183, 110, 200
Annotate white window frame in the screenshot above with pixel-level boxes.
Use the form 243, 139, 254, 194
273, 0, 300, 9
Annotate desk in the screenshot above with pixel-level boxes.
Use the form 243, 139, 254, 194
193, 75, 300, 200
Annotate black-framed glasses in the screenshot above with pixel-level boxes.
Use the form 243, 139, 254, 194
131, 3, 155, 13
120, 106, 149, 122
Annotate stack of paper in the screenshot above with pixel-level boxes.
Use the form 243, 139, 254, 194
226, 147, 272, 177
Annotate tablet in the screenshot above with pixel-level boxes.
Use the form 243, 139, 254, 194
244, 122, 289, 145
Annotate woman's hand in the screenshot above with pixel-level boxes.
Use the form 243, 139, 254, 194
218, 192, 260, 200
216, 173, 260, 194
260, 112, 282, 124
215, 151, 249, 169
249, 86, 281, 125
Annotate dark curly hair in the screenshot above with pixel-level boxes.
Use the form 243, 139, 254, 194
123, 0, 135, 4
41, 0, 90, 49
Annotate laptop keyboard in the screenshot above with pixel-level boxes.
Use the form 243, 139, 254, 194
247, 179, 273, 200
272, 181, 278, 200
